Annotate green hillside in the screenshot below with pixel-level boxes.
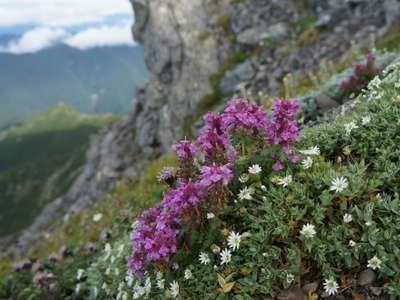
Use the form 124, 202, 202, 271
0, 45, 148, 129
0, 104, 119, 238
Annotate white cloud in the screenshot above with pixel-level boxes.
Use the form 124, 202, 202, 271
64, 23, 135, 50
0, 22, 135, 54
0, 27, 68, 54
0, 0, 132, 27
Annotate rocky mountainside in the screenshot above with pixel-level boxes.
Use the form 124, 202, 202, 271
11, 0, 400, 254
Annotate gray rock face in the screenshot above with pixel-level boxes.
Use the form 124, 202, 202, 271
9, 0, 400, 255
10, 0, 234, 255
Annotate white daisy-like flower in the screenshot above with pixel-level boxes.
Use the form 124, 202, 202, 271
238, 174, 249, 183
169, 281, 179, 298
144, 277, 152, 293
248, 164, 262, 174
126, 273, 134, 287
300, 223, 316, 238
118, 244, 125, 257
156, 271, 163, 280
261, 185, 267, 191
77, 269, 84, 280
323, 278, 339, 295
220, 248, 232, 265
199, 252, 210, 265
299, 146, 320, 156
207, 213, 215, 219
286, 273, 295, 284
349, 240, 356, 247
227, 231, 241, 251
330, 177, 348, 193
131, 220, 139, 229
92, 213, 103, 222
156, 279, 165, 289
361, 116, 371, 125
344, 121, 358, 135
277, 175, 292, 187
238, 186, 253, 200
367, 255, 382, 270
343, 213, 353, 223
133, 282, 145, 299
184, 268, 193, 280
301, 157, 313, 169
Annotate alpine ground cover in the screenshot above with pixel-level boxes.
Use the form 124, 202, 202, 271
1, 59, 400, 299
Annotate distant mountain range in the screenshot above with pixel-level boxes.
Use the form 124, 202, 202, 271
0, 44, 148, 129
0, 104, 119, 239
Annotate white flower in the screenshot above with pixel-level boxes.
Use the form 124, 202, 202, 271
323, 278, 339, 295
117, 244, 125, 257
261, 185, 267, 191
361, 116, 371, 125
93, 213, 103, 222
105, 267, 111, 275
365, 221, 373, 226
213, 265, 218, 270
301, 157, 313, 169
184, 268, 193, 280
248, 164, 262, 174
144, 277, 152, 293
262, 252, 268, 257
207, 213, 215, 219
238, 186, 253, 200
286, 273, 295, 284
344, 121, 358, 135
299, 146, 320, 156
227, 231, 241, 251
121, 292, 128, 300
300, 223, 316, 238
349, 240, 356, 247
277, 175, 292, 187
367, 255, 382, 270
343, 214, 353, 223
131, 220, 139, 229
75, 284, 81, 294
77, 269, 84, 280
199, 252, 210, 265
102, 282, 108, 290
126, 273, 134, 287
330, 177, 348, 193
169, 281, 179, 298
220, 248, 232, 265
156, 279, 165, 289
133, 282, 145, 299
156, 271, 163, 280
238, 174, 249, 183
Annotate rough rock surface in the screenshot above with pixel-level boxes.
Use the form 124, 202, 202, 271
10, 0, 400, 255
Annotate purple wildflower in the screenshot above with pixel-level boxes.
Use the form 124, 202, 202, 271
172, 140, 198, 160
222, 98, 267, 134
200, 164, 233, 186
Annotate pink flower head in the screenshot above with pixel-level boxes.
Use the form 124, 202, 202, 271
204, 112, 224, 134
200, 164, 233, 186
272, 161, 284, 171
172, 140, 198, 159
222, 98, 267, 134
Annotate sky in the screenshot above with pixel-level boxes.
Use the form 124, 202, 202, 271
0, 0, 136, 54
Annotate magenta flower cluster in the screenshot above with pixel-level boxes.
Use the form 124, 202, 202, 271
200, 164, 233, 186
128, 181, 207, 275
340, 53, 381, 93
265, 99, 300, 170
128, 98, 299, 275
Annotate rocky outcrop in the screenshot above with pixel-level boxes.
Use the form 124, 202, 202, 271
10, 0, 400, 255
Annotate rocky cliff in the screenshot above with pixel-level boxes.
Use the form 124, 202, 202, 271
11, 0, 400, 255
